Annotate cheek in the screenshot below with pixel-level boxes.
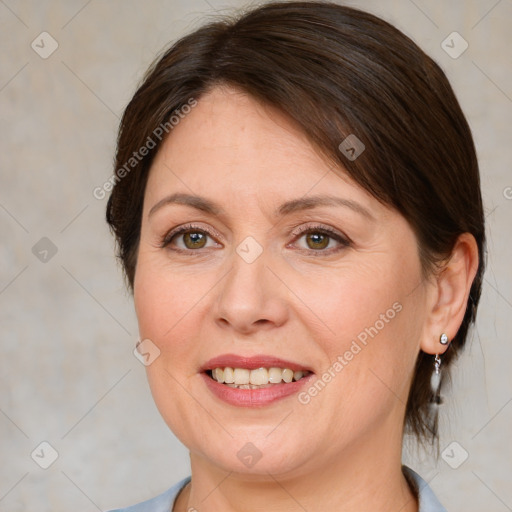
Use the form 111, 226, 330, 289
298, 261, 410, 352
134, 254, 202, 344
133, 259, 213, 443
133, 252, 220, 392
298, 259, 424, 420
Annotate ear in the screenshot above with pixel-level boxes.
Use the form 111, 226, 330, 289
420, 233, 479, 355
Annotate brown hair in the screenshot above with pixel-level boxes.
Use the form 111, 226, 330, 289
106, 1, 486, 443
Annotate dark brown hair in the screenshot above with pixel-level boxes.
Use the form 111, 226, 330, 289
106, 1, 486, 443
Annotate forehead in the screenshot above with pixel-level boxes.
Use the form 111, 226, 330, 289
145, 86, 374, 206
159, 86, 326, 171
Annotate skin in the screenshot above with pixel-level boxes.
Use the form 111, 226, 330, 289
133, 85, 479, 512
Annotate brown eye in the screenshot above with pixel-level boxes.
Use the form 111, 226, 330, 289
305, 232, 330, 250
182, 231, 207, 249
161, 225, 218, 251
291, 225, 350, 255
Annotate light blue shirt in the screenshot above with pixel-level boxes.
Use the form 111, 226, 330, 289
107, 466, 446, 511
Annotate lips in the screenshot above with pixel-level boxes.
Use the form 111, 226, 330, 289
200, 354, 314, 407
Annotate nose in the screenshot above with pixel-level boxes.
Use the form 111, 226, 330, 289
213, 246, 289, 335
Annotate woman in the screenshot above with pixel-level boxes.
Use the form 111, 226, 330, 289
106, 2, 485, 511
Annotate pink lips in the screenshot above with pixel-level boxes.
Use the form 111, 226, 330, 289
200, 353, 314, 407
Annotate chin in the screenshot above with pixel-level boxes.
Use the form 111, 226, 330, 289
190, 428, 320, 478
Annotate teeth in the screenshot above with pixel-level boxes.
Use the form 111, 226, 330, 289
233, 368, 250, 385
223, 367, 234, 384
224, 383, 272, 389
282, 369, 293, 383
213, 368, 224, 383
250, 368, 268, 385
210, 366, 310, 387
268, 367, 283, 383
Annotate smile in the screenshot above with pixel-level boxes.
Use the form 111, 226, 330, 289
208, 367, 311, 388
201, 354, 314, 406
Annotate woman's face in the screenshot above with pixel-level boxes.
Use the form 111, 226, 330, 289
134, 86, 431, 477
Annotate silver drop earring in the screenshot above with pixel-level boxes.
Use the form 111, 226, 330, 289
428, 352, 444, 436
430, 354, 442, 402
431, 334, 449, 401
428, 334, 450, 434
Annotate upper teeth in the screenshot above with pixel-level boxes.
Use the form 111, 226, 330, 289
211, 367, 308, 386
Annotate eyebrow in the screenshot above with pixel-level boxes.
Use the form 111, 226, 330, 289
148, 192, 375, 221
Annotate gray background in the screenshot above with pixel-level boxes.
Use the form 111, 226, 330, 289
1, 0, 511, 510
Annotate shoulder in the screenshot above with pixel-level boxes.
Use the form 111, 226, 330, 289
402, 466, 447, 512
106, 476, 191, 512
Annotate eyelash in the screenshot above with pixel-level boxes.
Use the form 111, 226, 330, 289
160, 223, 351, 255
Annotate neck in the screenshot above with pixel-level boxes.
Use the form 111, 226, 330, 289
174, 417, 418, 512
